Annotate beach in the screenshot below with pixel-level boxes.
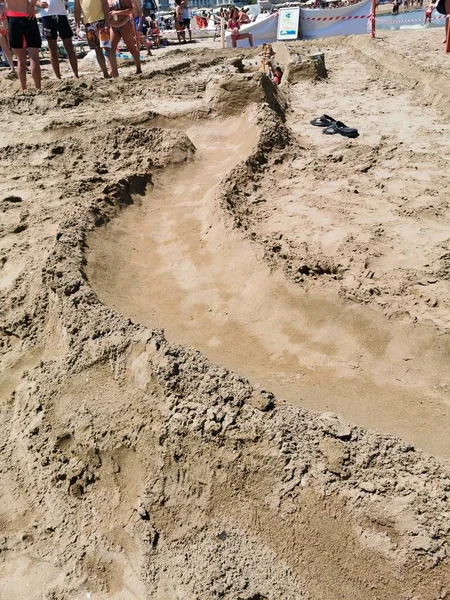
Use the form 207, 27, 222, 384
1, 28, 450, 599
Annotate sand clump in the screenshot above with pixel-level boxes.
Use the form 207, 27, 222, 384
1, 32, 450, 599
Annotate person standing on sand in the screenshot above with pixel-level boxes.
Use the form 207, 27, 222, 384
108, 0, 142, 74
435, 0, 450, 44
36, 0, 79, 79
5, 0, 41, 90
74, 0, 118, 78
445, 0, 450, 45
0, 0, 16, 77
174, 0, 185, 44
181, 0, 191, 43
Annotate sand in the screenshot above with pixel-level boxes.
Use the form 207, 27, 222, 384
1, 29, 450, 599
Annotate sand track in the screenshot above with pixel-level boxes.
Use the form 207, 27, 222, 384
88, 97, 450, 459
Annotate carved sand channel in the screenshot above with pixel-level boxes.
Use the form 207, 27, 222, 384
87, 112, 450, 459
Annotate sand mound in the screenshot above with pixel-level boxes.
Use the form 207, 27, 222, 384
205, 72, 287, 116
2, 36, 450, 600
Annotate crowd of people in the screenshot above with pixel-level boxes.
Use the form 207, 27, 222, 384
0, 0, 171, 90
307, 0, 363, 9
0, 0, 262, 90
392, 0, 425, 13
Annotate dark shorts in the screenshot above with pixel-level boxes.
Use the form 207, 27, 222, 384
42, 14, 73, 40
183, 18, 191, 27
7, 16, 42, 49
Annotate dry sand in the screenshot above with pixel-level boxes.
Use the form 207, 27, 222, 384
1, 29, 450, 599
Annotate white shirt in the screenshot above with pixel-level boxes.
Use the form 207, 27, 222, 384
40, 0, 68, 17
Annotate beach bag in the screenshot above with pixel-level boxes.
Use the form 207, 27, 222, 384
436, 0, 446, 15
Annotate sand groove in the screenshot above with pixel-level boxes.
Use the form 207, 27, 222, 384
88, 109, 450, 458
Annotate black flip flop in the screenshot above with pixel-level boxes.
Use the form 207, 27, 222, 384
310, 114, 336, 127
323, 120, 359, 138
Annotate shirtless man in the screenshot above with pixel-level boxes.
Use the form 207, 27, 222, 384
5, 0, 41, 90
36, 0, 79, 79
424, 1, 433, 22
238, 7, 251, 24
74, 0, 118, 78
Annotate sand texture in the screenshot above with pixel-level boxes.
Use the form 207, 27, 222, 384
1, 30, 450, 600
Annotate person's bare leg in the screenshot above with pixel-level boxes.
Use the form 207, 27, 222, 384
187, 25, 191, 41
28, 47, 41, 89
13, 47, 27, 90
143, 36, 152, 55
47, 38, 61, 78
121, 22, 141, 73
110, 25, 120, 54
248, 33, 253, 47
105, 46, 119, 77
62, 38, 79, 78
0, 35, 15, 71
445, 0, 450, 48
94, 47, 109, 77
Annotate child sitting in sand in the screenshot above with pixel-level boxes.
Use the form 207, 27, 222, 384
259, 43, 275, 75
272, 66, 283, 85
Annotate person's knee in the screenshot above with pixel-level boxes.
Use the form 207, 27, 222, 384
28, 50, 40, 62
63, 40, 74, 51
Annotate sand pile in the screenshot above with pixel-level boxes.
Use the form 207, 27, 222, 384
1, 32, 450, 599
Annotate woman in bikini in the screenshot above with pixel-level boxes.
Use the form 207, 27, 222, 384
0, 0, 16, 77
228, 7, 252, 48
108, 0, 141, 74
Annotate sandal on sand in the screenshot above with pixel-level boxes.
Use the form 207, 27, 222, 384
323, 120, 359, 138
310, 114, 336, 127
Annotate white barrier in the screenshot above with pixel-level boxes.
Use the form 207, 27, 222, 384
225, 0, 374, 45
300, 0, 372, 38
